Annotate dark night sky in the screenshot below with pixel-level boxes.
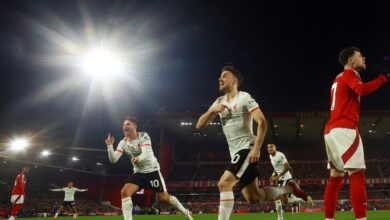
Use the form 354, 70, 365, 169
0, 0, 389, 146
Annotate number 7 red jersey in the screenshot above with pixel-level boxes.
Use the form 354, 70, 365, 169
324, 69, 388, 134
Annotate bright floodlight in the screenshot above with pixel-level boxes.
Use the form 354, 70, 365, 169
41, 150, 51, 157
81, 47, 124, 81
9, 138, 29, 152
72, 156, 79, 161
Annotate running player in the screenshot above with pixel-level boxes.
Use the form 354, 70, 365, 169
324, 47, 388, 220
50, 181, 88, 220
105, 116, 193, 220
8, 166, 30, 220
267, 144, 313, 220
195, 66, 309, 220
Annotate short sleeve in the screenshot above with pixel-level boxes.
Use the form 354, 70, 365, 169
279, 153, 288, 164
141, 133, 152, 147
242, 93, 259, 113
209, 98, 221, 110
116, 140, 126, 153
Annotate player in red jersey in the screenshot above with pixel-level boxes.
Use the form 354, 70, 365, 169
8, 166, 30, 220
323, 47, 389, 220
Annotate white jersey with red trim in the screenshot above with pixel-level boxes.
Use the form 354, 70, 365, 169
116, 132, 160, 173
270, 151, 292, 181
211, 91, 260, 158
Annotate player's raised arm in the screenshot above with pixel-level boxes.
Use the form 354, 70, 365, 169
49, 188, 64, 192
106, 133, 123, 163
344, 70, 388, 96
76, 188, 88, 192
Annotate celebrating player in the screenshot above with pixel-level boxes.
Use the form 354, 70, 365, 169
8, 166, 30, 220
50, 181, 88, 220
323, 47, 389, 220
106, 116, 193, 220
267, 144, 313, 220
195, 66, 309, 220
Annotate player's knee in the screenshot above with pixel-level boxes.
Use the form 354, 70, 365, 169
157, 193, 170, 203
218, 180, 230, 191
121, 186, 132, 198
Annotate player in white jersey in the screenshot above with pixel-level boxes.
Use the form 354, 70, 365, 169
267, 144, 313, 220
50, 181, 88, 220
105, 116, 192, 220
195, 66, 309, 220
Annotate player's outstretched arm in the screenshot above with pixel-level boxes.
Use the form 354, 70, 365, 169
346, 71, 388, 96
76, 188, 88, 192
195, 104, 224, 130
49, 188, 64, 192
106, 133, 123, 163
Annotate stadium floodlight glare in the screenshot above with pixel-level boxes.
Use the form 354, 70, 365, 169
9, 138, 30, 152
81, 46, 124, 81
72, 156, 79, 161
41, 150, 51, 157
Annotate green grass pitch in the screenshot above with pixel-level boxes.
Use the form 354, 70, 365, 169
19, 211, 390, 220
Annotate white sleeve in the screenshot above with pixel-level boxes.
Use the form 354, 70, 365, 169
242, 93, 259, 113
76, 188, 87, 192
107, 140, 124, 163
50, 188, 64, 192
279, 153, 288, 165
209, 97, 225, 110
138, 133, 154, 161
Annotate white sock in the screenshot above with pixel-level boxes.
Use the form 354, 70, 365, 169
218, 191, 234, 220
275, 200, 283, 219
8, 216, 15, 220
121, 197, 133, 220
54, 212, 59, 218
356, 218, 367, 220
169, 196, 188, 214
73, 213, 77, 219
261, 186, 290, 201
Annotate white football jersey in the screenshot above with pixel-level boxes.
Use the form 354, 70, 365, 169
211, 91, 260, 158
116, 132, 160, 173
270, 151, 292, 180
62, 187, 81, 201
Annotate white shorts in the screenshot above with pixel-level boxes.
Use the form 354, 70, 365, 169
10, 195, 24, 204
324, 128, 365, 171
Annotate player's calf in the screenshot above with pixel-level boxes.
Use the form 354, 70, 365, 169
349, 170, 367, 220
287, 181, 308, 201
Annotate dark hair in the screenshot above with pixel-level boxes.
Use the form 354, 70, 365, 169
338, 47, 360, 66
124, 116, 139, 128
222, 66, 243, 86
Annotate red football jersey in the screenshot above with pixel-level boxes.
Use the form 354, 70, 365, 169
11, 173, 26, 195
324, 69, 387, 133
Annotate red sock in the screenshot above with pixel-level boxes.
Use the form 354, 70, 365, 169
350, 171, 367, 219
11, 204, 23, 216
324, 177, 344, 219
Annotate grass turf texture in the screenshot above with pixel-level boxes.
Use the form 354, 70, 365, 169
18, 211, 390, 220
